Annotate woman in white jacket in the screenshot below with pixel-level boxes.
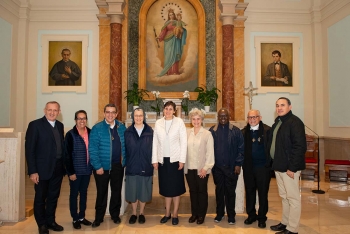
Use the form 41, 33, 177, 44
152, 101, 187, 225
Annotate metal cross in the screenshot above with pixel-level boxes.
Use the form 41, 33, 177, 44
244, 81, 258, 110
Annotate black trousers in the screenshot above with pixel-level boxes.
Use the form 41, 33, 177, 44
93, 163, 124, 221
212, 165, 238, 218
243, 166, 271, 221
34, 159, 64, 227
185, 170, 209, 218
69, 175, 91, 221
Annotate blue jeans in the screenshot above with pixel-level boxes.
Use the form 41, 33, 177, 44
69, 175, 91, 221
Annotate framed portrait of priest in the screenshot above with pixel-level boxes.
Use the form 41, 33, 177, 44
41, 34, 88, 93
254, 36, 300, 93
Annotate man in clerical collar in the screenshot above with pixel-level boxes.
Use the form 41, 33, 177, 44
263, 50, 292, 86
209, 108, 244, 225
88, 104, 126, 228
241, 110, 271, 229
25, 101, 65, 234
268, 97, 306, 234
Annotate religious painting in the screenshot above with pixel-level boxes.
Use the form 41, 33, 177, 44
139, 0, 206, 99
254, 36, 300, 93
48, 41, 82, 86
41, 34, 88, 93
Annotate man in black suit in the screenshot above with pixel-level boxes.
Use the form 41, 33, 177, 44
25, 101, 65, 234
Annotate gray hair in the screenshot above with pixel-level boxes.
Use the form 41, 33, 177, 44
189, 108, 205, 121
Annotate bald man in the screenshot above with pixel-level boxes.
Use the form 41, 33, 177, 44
241, 110, 271, 229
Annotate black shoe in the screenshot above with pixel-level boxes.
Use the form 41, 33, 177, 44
79, 218, 92, 226
91, 220, 101, 228
276, 230, 298, 234
38, 225, 49, 234
172, 217, 179, 225
188, 215, 198, 223
244, 216, 257, 225
228, 217, 236, 225
113, 217, 121, 224
129, 215, 137, 224
197, 217, 205, 224
270, 223, 287, 231
160, 215, 171, 223
72, 221, 81, 229
138, 214, 146, 224
47, 222, 64, 232
258, 221, 266, 228
214, 215, 224, 223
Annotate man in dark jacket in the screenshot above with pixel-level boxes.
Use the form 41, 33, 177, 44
268, 97, 306, 234
241, 110, 271, 229
25, 101, 65, 234
209, 108, 244, 225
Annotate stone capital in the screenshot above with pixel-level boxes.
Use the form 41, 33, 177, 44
95, 0, 125, 23
219, 0, 248, 25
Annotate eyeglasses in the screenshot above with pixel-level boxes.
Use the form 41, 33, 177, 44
247, 116, 260, 120
105, 111, 117, 115
134, 115, 143, 118
76, 118, 87, 121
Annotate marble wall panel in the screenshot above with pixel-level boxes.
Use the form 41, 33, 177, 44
0, 132, 25, 222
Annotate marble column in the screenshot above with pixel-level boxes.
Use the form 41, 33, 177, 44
109, 15, 123, 119
220, 0, 238, 121
219, 0, 248, 121
222, 24, 235, 120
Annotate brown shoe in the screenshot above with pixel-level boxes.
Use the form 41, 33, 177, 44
270, 223, 287, 231
197, 217, 205, 224
188, 215, 197, 223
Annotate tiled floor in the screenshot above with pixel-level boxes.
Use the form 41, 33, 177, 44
1, 174, 350, 234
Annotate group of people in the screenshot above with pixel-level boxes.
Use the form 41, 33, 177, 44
25, 97, 306, 234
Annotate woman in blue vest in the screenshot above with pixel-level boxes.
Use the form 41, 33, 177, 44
64, 110, 93, 229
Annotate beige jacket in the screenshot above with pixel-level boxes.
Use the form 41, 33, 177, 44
152, 116, 187, 164
184, 127, 215, 175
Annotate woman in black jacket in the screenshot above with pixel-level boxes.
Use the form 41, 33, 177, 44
124, 108, 154, 224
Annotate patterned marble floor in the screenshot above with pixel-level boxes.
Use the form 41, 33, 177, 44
1, 174, 350, 234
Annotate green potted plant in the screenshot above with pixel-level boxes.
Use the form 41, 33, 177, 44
124, 82, 149, 109
194, 85, 221, 112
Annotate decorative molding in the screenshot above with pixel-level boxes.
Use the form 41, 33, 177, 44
0, 0, 21, 18
319, 0, 350, 22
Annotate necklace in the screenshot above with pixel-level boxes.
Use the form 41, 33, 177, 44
165, 118, 173, 135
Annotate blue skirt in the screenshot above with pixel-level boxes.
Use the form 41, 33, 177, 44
158, 157, 186, 197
